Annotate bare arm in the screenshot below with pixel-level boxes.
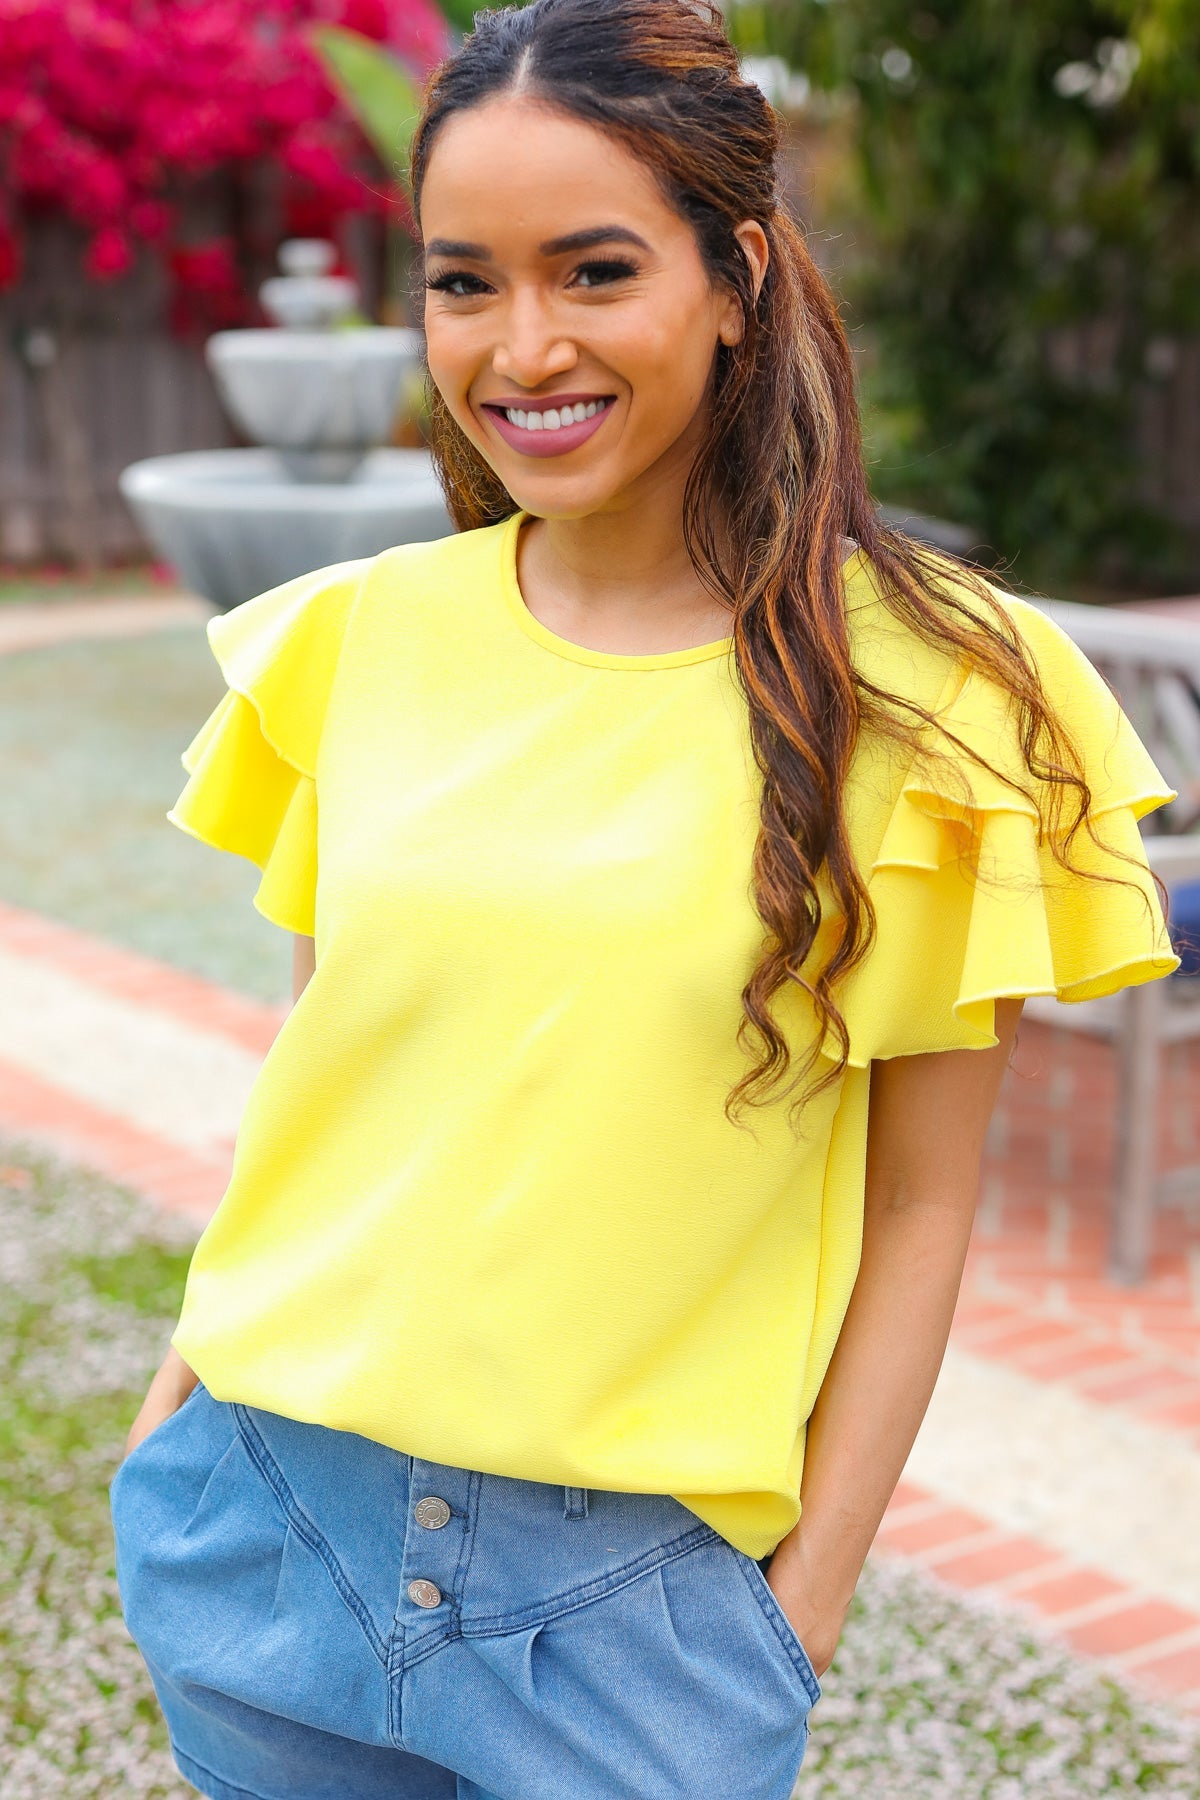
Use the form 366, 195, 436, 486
124, 934, 319, 1457
293, 931, 316, 1002
766, 997, 1024, 1674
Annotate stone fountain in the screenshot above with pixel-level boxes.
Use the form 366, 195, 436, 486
120, 240, 452, 611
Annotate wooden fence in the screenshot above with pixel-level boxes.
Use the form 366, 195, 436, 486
0, 226, 231, 566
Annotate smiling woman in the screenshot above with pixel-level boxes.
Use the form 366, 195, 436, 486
416, 98, 769, 660
110, 5, 1179, 1799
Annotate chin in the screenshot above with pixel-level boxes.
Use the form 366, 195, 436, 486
500, 478, 620, 522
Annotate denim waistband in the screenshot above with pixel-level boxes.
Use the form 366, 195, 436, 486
403, 1453, 589, 1521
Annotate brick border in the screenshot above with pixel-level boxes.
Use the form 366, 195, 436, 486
0, 1055, 227, 1222
0, 900, 285, 1056
0, 593, 208, 658
952, 1295, 1200, 1456
875, 1480, 1200, 1711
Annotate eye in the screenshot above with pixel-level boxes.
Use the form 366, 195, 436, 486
425, 269, 492, 298
570, 257, 639, 289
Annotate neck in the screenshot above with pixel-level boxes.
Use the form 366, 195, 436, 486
518, 455, 731, 647
540, 512, 697, 603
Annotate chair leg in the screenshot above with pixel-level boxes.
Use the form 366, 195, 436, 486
1109, 981, 1166, 1285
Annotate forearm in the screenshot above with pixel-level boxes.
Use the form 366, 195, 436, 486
787, 1187, 976, 1613
156, 1341, 200, 1401
770, 1003, 1022, 1660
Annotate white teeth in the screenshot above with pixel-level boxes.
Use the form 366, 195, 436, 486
503, 400, 608, 429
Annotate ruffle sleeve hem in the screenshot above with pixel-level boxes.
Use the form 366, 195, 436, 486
834, 590, 1181, 1066
165, 559, 367, 937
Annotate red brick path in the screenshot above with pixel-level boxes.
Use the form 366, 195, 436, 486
961, 1020, 1200, 1445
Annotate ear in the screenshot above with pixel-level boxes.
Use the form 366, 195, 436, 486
718, 220, 770, 347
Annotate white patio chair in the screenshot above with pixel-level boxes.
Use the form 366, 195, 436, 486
1021, 597, 1200, 1283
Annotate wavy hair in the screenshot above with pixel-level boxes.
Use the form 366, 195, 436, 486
409, 0, 1159, 1129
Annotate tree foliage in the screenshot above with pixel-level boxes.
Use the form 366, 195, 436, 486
750, 0, 1200, 584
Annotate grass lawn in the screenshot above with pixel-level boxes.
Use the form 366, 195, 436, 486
2, 1140, 1198, 1799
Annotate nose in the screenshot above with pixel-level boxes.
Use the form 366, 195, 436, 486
491, 286, 578, 390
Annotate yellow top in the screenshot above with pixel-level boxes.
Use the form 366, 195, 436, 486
168, 513, 1178, 1558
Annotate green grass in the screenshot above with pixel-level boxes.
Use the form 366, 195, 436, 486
69, 1242, 196, 1318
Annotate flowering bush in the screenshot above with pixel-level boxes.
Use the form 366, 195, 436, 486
0, 0, 449, 320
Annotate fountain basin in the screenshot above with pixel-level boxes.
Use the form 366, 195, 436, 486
120, 447, 452, 611
206, 329, 425, 478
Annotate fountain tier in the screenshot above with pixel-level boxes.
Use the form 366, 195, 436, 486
121, 447, 450, 614
120, 239, 452, 611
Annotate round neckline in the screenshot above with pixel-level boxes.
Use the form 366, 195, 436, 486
499, 511, 868, 670
499, 511, 735, 671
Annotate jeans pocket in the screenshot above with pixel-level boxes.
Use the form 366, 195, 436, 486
732, 1547, 822, 1705
114, 1379, 208, 1482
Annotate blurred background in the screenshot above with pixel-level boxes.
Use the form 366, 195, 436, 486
2, 5, 1200, 1797
1, 0, 1197, 594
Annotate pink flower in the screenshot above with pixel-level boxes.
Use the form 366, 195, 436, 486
171, 237, 240, 295
84, 223, 133, 280
2, 0, 432, 297
130, 197, 173, 241
0, 222, 21, 289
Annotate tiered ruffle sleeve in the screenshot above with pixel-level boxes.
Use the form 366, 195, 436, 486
836, 588, 1180, 1066
166, 561, 366, 937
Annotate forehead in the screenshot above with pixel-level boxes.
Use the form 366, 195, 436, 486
418, 95, 689, 250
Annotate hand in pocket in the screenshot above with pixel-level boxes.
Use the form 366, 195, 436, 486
124, 1346, 201, 1461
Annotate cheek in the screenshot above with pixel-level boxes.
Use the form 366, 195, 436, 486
620, 298, 719, 426
424, 321, 495, 452
423, 317, 476, 410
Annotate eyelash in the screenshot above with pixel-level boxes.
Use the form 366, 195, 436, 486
424, 257, 639, 298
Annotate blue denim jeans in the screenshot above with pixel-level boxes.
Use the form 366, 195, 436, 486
110, 1382, 819, 1800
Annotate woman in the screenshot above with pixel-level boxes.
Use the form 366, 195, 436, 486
110, 4, 1178, 1797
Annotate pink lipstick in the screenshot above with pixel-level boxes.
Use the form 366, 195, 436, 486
481, 394, 616, 458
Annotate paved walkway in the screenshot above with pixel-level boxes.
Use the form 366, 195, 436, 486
0, 594, 210, 656
3, 583, 1200, 1715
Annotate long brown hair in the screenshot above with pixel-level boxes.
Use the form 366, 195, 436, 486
409, 0, 1157, 1128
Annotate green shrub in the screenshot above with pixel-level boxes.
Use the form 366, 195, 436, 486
748, 1, 1200, 588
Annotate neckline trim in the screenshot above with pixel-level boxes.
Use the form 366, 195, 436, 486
499, 511, 868, 671
500, 511, 734, 671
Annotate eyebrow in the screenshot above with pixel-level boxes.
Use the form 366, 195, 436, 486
424, 225, 652, 261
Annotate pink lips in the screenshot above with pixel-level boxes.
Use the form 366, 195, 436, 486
482, 396, 616, 459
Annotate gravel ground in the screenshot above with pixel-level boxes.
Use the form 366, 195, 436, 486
0, 1140, 196, 1799
0, 630, 290, 1002
2, 1140, 1199, 1799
